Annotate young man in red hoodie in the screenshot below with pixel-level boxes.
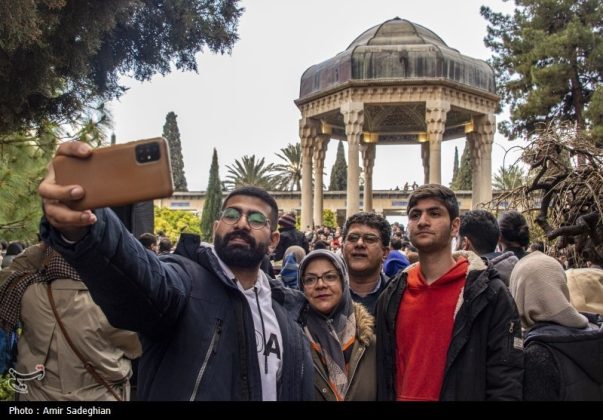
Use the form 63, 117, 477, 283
375, 184, 523, 401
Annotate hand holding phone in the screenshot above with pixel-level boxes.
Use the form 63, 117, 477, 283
53, 137, 174, 211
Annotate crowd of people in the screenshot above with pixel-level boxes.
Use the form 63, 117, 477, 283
0, 140, 602, 401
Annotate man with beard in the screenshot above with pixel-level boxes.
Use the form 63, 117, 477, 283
341, 212, 391, 315
375, 184, 523, 401
37, 141, 313, 401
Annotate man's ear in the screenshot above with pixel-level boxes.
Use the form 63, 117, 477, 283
270, 231, 280, 249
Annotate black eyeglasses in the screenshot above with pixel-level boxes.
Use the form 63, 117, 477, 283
301, 271, 340, 287
345, 233, 381, 245
220, 207, 270, 230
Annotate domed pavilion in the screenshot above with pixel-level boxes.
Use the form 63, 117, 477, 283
295, 17, 498, 227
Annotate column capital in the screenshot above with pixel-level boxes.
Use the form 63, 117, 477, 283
341, 102, 364, 144
361, 143, 376, 178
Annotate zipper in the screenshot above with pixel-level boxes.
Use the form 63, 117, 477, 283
189, 318, 223, 401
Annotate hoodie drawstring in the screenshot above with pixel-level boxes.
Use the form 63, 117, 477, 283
254, 286, 268, 374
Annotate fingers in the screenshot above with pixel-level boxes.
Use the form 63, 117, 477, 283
56, 141, 93, 158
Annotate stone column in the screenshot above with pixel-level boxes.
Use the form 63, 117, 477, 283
361, 142, 376, 212
313, 135, 330, 226
421, 141, 430, 185
466, 131, 481, 208
341, 102, 364, 218
474, 114, 495, 206
299, 117, 318, 229
425, 100, 450, 184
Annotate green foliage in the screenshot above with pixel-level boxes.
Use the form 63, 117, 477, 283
452, 146, 459, 181
154, 206, 201, 244
322, 209, 337, 229
481, 0, 603, 141
450, 143, 472, 190
0, 374, 14, 401
329, 141, 347, 191
0, 0, 243, 135
273, 143, 302, 191
163, 112, 187, 191
224, 155, 278, 190
200, 149, 222, 241
493, 164, 526, 190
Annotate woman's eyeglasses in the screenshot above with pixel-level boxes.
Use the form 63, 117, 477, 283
220, 207, 270, 230
301, 271, 340, 287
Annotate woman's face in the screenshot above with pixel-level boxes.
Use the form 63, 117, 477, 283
302, 258, 343, 315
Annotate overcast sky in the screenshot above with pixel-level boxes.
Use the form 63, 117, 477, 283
108, 0, 526, 192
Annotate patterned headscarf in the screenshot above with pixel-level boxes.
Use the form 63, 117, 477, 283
0, 245, 81, 332
299, 250, 356, 400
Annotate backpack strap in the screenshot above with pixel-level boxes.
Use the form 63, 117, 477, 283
46, 283, 123, 401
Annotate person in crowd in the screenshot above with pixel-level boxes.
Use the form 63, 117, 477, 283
157, 237, 172, 255
341, 213, 390, 315
498, 210, 530, 260
278, 245, 306, 289
383, 237, 410, 278
528, 241, 545, 253
138, 233, 157, 254
1, 241, 24, 269
0, 243, 141, 400
510, 250, 603, 400
566, 252, 603, 316
376, 184, 523, 401
299, 250, 376, 401
272, 213, 309, 261
38, 140, 313, 401
457, 209, 518, 286
312, 240, 329, 251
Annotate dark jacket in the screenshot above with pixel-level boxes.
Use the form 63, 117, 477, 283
524, 318, 603, 401
375, 251, 524, 401
273, 227, 309, 261
40, 208, 314, 401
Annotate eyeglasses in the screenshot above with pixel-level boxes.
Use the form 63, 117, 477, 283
220, 207, 270, 230
345, 233, 381, 245
302, 271, 340, 287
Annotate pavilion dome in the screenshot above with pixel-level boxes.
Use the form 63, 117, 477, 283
299, 17, 496, 99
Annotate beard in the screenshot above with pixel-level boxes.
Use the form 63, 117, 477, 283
213, 230, 270, 269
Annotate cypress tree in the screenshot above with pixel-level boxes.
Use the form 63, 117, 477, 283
200, 149, 223, 241
163, 112, 188, 191
329, 141, 347, 191
451, 142, 472, 191
451, 146, 459, 185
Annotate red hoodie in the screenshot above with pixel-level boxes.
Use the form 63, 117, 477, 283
395, 257, 468, 401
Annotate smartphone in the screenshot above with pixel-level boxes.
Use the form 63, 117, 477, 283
53, 137, 174, 211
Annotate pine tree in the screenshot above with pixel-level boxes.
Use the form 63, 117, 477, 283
450, 143, 472, 191
163, 112, 188, 191
329, 141, 347, 191
201, 149, 223, 241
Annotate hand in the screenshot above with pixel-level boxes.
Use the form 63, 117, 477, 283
38, 141, 96, 241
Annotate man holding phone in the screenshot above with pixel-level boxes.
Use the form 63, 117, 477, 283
38, 141, 313, 401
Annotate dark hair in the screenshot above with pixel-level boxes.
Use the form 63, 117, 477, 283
312, 240, 329, 250
342, 212, 391, 247
222, 186, 279, 232
459, 210, 500, 254
158, 237, 172, 253
407, 184, 459, 220
138, 233, 157, 250
498, 210, 530, 248
390, 237, 403, 250
5, 241, 24, 256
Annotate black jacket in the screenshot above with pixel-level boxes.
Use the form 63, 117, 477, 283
40, 208, 314, 401
524, 318, 603, 401
375, 251, 524, 401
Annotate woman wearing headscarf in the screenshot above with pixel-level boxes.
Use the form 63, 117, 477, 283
510, 251, 603, 400
298, 249, 376, 401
